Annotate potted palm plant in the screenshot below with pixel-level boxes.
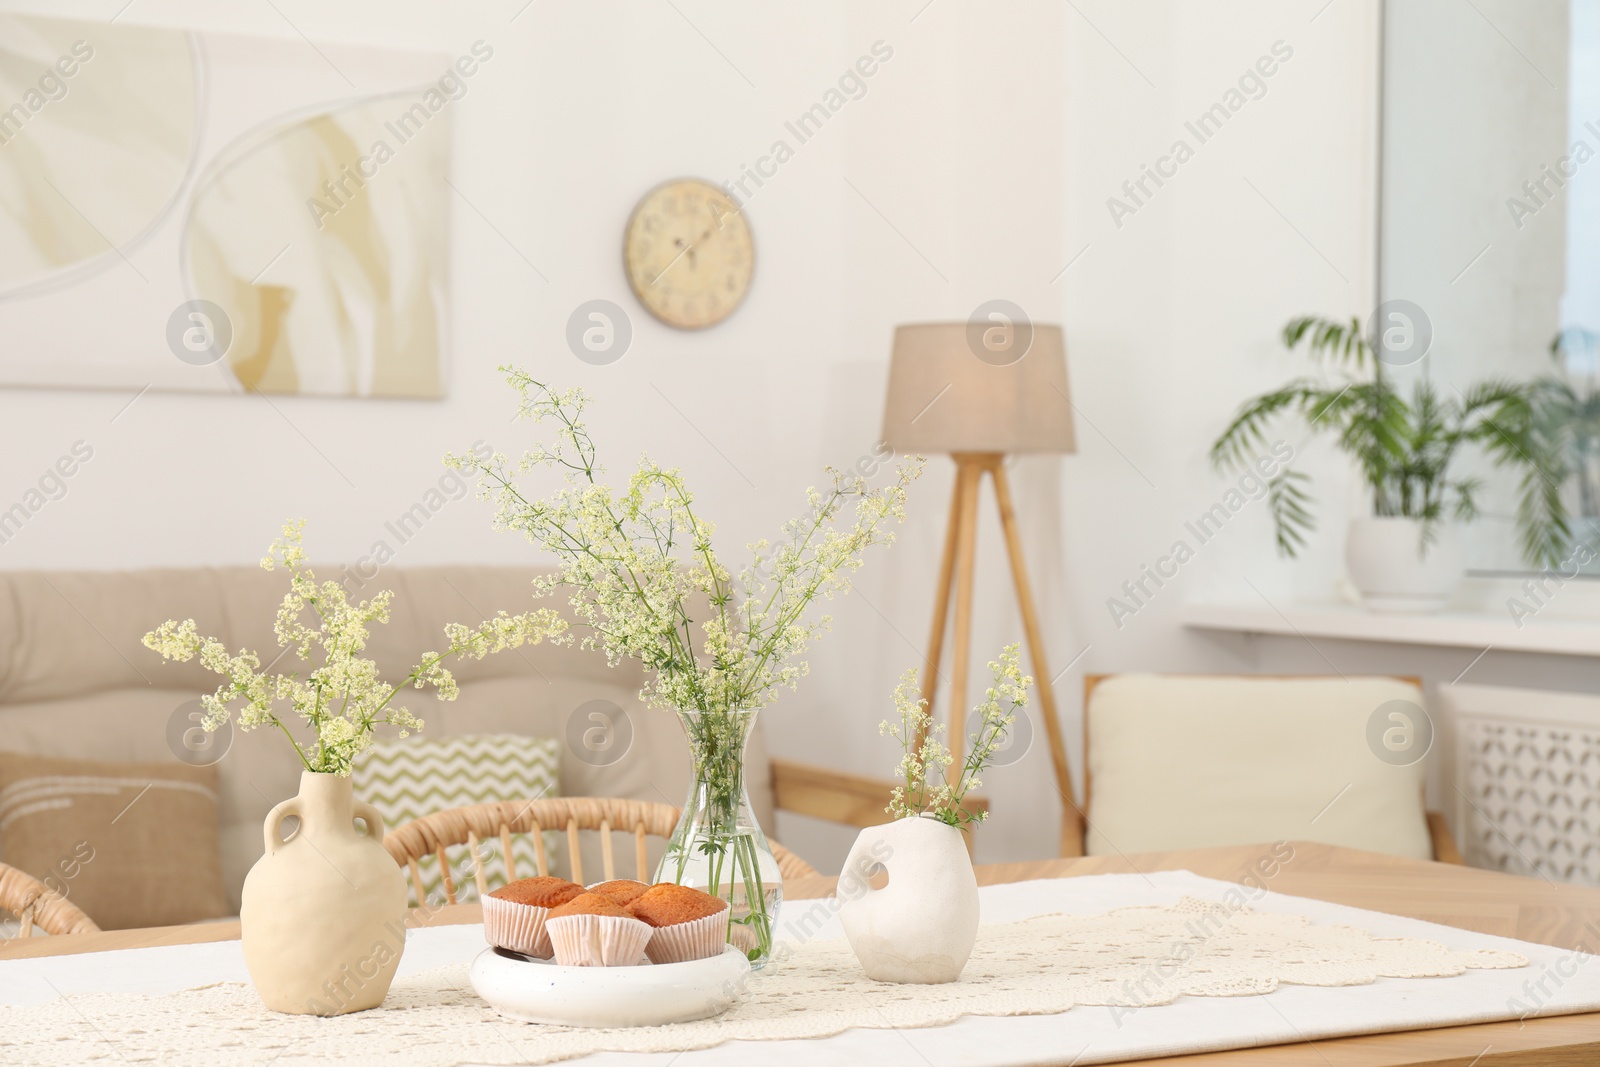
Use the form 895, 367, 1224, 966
1210, 316, 1569, 612
1537, 327, 1600, 554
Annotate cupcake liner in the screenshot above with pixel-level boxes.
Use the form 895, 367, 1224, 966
643, 906, 730, 964
482, 896, 553, 959
547, 913, 653, 967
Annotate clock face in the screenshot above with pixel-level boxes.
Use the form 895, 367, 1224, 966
623, 179, 753, 329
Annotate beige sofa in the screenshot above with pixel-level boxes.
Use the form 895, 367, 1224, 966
0, 564, 777, 912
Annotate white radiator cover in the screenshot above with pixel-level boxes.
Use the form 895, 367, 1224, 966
1443, 684, 1600, 885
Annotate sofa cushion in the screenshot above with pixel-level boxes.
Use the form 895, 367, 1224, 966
0, 750, 229, 930
1086, 674, 1432, 860
354, 734, 561, 905
0, 688, 299, 914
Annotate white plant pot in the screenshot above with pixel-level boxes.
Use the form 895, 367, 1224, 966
837, 816, 979, 984
1344, 517, 1461, 614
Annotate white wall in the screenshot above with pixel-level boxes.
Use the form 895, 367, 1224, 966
1382, 0, 1571, 570
8, 0, 1567, 872
1383, 0, 1570, 388
1567, 0, 1600, 332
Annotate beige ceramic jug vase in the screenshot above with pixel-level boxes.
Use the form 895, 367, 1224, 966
240, 771, 409, 1015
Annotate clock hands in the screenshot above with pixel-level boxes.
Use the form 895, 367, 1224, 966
675, 234, 706, 270
625, 179, 751, 328
650, 235, 696, 287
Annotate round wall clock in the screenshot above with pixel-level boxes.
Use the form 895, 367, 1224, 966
623, 178, 753, 329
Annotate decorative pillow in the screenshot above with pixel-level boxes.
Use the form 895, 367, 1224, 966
0, 751, 228, 930
353, 734, 560, 906
1085, 675, 1433, 860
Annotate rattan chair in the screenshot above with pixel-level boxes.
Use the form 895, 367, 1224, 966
0, 860, 99, 938
383, 797, 818, 906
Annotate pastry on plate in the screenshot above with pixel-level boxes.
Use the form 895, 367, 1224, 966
588, 878, 651, 907
545, 892, 653, 967
482, 876, 585, 958
627, 883, 731, 964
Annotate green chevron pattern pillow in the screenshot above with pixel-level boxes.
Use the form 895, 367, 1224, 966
353, 733, 560, 906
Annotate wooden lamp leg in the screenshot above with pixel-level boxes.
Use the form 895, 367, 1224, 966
990, 462, 1083, 857
916, 456, 985, 855
945, 457, 983, 793
917, 464, 969, 722
917, 453, 1081, 859
946, 457, 986, 855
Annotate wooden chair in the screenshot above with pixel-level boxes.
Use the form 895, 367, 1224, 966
1078, 674, 1464, 864
382, 797, 818, 906
0, 860, 99, 938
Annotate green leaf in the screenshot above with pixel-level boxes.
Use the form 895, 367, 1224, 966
1265, 470, 1314, 557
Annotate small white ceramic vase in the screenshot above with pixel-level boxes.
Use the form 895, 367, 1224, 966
838, 815, 979, 984
240, 771, 409, 1015
1345, 516, 1461, 614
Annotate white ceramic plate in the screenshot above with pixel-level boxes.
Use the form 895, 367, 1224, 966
469, 945, 751, 1028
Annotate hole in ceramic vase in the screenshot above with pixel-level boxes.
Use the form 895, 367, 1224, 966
276, 814, 301, 843
864, 862, 889, 891
837, 851, 891, 900
353, 817, 373, 837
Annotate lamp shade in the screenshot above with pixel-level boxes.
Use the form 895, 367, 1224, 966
880, 322, 1075, 454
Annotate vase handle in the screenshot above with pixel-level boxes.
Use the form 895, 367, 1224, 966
263, 797, 301, 856
838, 825, 892, 904
353, 800, 386, 841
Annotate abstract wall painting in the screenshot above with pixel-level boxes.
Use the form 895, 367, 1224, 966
0, 15, 458, 398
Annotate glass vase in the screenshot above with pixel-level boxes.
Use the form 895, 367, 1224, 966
657, 706, 781, 968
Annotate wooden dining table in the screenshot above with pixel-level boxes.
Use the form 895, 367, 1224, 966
7, 840, 1600, 1066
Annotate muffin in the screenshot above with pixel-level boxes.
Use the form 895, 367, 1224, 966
482, 876, 585, 958
626, 883, 730, 964
545, 892, 653, 967
588, 879, 651, 907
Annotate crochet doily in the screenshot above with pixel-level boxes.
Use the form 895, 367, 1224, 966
0, 898, 1525, 1066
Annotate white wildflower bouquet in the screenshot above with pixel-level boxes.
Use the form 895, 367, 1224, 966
447, 368, 921, 963
143, 520, 568, 776
446, 369, 920, 719
882, 643, 1031, 828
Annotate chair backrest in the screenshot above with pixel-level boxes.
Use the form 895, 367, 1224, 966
1081, 673, 1433, 861
383, 797, 815, 906
0, 860, 99, 938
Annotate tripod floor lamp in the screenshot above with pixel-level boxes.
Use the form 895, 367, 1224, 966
880, 321, 1083, 857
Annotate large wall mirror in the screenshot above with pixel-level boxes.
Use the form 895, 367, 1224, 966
1382, 0, 1600, 574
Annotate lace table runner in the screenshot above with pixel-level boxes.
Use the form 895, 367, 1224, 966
0, 897, 1525, 1066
